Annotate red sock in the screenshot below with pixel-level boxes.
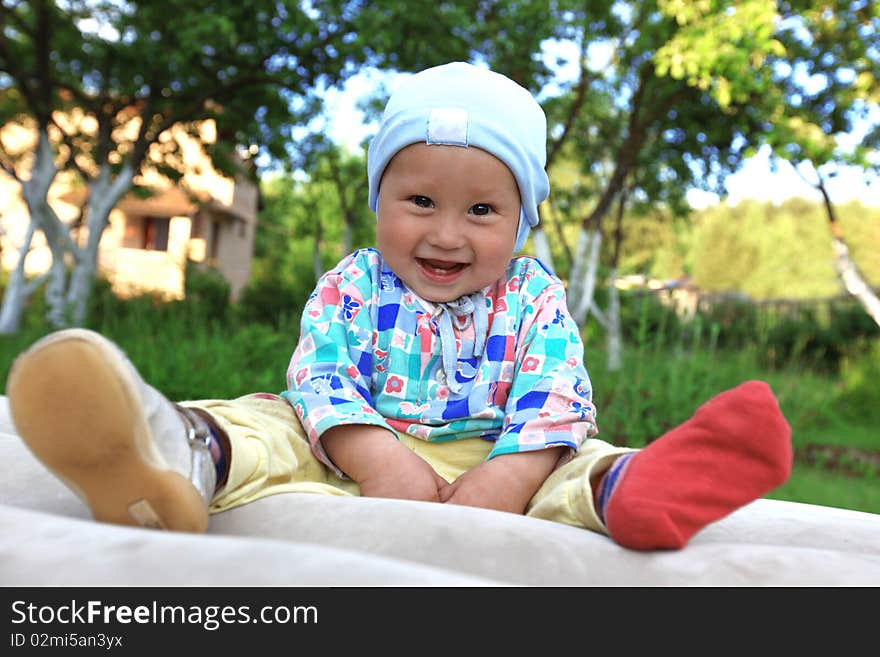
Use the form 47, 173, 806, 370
596, 380, 792, 550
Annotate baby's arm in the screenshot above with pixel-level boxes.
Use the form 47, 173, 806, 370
322, 425, 448, 502
439, 447, 565, 514
446, 263, 595, 515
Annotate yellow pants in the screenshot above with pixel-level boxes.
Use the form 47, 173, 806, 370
186, 394, 634, 536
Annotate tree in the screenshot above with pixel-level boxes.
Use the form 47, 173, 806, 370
533, 0, 783, 369
0, 0, 357, 332
754, 0, 880, 326
261, 0, 580, 283
257, 145, 372, 286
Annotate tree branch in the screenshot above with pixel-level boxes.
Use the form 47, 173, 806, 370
582, 63, 690, 230
23, 271, 50, 296
546, 39, 591, 170
47, 114, 93, 183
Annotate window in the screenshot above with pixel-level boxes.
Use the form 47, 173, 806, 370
143, 216, 170, 251
123, 216, 170, 251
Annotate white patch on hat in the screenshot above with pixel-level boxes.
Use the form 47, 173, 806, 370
426, 108, 469, 146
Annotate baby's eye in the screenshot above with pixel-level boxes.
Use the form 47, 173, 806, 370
410, 195, 434, 208
470, 203, 493, 216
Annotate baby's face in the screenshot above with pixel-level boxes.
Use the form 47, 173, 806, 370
376, 143, 521, 303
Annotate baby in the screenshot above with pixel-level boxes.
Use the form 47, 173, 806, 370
6, 62, 792, 550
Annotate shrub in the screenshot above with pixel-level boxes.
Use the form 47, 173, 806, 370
183, 262, 231, 322
695, 297, 760, 350
618, 292, 683, 349
836, 339, 880, 423
235, 273, 312, 330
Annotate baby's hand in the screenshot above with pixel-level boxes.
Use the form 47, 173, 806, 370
321, 425, 447, 503
440, 447, 565, 515
357, 444, 449, 502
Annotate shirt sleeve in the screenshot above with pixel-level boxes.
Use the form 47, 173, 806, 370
282, 251, 396, 475
490, 277, 599, 460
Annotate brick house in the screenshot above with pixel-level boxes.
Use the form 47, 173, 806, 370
0, 120, 258, 301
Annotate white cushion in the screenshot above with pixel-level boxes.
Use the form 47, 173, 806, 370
1, 395, 878, 585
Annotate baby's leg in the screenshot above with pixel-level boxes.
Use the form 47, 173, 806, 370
595, 380, 792, 550
526, 439, 635, 533
6, 329, 226, 532
195, 394, 359, 514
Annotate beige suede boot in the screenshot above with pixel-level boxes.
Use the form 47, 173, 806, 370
6, 328, 216, 532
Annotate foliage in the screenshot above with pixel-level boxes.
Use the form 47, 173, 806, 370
183, 262, 231, 323
651, 198, 880, 298
837, 339, 880, 424
617, 290, 684, 348
0, 0, 362, 170
3, 1, 878, 334
612, 286, 879, 374
257, 148, 374, 271
760, 1, 880, 180
0, 0, 371, 329
542, 0, 784, 254
235, 266, 309, 330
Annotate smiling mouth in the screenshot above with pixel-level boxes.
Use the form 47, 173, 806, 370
416, 258, 468, 279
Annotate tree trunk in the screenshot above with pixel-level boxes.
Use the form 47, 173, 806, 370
605, 192, 627, 372
566, 230, 590, 316
531, 227, 553, 271
817, 177, 880, 328
0, 131, 70, 332
342, 219, 353, 256
606, 265, 622, 371
59, 163, 135, 327
0, 223, 40, 334
570, 228, 603, 326
44, 255, 70, 328
831, 235, 880, 327
545, 198, 573, 271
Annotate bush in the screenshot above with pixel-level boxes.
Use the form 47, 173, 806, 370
761, 310, 839, 371
183, 262, 231, 322
827, 300, 880, 342
836, 339, 880, 423
754, 300, 878, 373
618, 292, 683, 349
235, 273, 312, 330
695, 297, 760, 350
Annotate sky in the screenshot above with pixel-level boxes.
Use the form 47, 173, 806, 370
316, 60, 880, 211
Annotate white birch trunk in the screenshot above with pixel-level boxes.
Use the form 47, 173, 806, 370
605, 268, 622, 371
0, 131, 69, 332
572, 229, 602, 326
566, 229, 590, 317
62, 163, 135, 327
44, 255, 70, 328
530, 227, 554, 271
0, 222, 41, 334
832, 236, 880, 327
0, 269, 29, 334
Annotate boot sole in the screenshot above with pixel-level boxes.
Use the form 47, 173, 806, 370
7, 330, 209, 533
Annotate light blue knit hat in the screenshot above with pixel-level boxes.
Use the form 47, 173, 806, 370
367, 61, 549, 252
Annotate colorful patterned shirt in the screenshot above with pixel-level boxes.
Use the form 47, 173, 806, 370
282, 248, 599, 474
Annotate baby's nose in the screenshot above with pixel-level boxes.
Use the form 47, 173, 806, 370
426, 214, 468, 249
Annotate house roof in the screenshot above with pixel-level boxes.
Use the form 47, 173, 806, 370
59, 186, 249, 222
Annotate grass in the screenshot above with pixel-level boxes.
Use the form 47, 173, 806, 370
584, 344, 880, 515
768, 465, 879, 515
1, 288, 878, 515
579, 306, 880, 515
